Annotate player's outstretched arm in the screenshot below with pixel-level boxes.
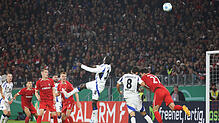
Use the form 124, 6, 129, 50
13, 93, 19, 100
81, 64, 103, 73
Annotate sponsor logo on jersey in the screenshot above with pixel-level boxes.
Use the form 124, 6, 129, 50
42, 87, 51, 90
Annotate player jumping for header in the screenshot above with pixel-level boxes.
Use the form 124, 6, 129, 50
62, 56, 111, 123
139, 68, 190, 123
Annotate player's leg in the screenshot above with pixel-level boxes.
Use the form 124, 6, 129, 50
165, 90, 191, 116
0, 110, 9, 123
55, 102, 62, 123
37, 101, 46, 123
129, 111, 136, 123
29, 104, 38, 121
139, 106, 153, 123
65, 105, 73, 123
153, 88, 165, 123
91, 99, 98, 123
48, 101, 58, 123
2, 103, 11, 123
24, 107, 31, 123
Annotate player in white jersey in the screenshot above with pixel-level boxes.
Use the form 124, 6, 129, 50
117, 67, 152, 123
62, 56, 111, 123
52, 75, 62, 123
0, 73, 14, 123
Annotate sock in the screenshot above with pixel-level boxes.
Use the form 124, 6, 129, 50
91, 109, 98, 123
0, 114, 5, 123
130, 116, 136, 123
68, 116, 73, 123
50, 117, 54, 123
154, 111, 163, 123
3, 115, 9, 123
58, 116, 62, 123
37, 116, 42, 123
64, 118, 69, 123
174, 105, 183, 110
144, 115, 153, 123
25, 116, 30, 123
53, 116, 58, 123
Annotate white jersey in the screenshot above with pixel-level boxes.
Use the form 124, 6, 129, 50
81, 63, 111, 87
117, 74, 143, 98
55, 82, 62, 103
0, 81, 13, 102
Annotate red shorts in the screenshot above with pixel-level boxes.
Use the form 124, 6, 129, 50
22, 103, 37, 114
153, 87, 174, 107
39, 100, 56, 112
62, 102, 74, 114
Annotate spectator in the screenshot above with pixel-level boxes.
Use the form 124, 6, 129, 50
171, 85, 185, 101
210, 83, 219, 101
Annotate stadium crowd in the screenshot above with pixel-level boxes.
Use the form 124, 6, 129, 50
0, 0, 218, 87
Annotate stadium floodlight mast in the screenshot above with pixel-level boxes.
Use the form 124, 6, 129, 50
206, 50, 219, 123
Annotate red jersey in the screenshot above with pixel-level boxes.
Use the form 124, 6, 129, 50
36, 78, 55, 101
141, 73, 166, 92
18, 88, 35, 106
57, 81, 74, 105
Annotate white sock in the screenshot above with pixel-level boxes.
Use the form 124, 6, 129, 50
3, 116, 8, 123
0, 115, 5, 123
131, 116, 136, 123
50, 117, 54, 123
91, 109, 98, 123
58, 116, 62, 123
144, 115, 153, 123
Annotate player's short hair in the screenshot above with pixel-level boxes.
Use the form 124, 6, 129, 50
103, 56, 111, 64
41, 65, 48, 72
131, 66, 139, 73
60, 72, 67, 75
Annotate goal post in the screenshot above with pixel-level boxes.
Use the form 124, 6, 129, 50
206, 50, 219, 123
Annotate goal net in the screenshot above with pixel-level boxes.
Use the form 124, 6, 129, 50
206, 50, 219, 123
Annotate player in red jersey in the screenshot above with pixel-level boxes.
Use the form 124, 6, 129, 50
57, 72, 80, 123
35, 66, 57, 123
13, 81, 38, 123
139, 68, 190, 123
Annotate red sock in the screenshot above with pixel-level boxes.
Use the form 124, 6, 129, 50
37, 116, 42, 123
154, 111, 163, 123
65, 118, 69, 123
53, 115, 58, 123
174, 105, 183, 110
68, 116, 73, 123
25, 116, 30, 123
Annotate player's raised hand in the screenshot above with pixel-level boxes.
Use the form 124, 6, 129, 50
119, 91, 122, 95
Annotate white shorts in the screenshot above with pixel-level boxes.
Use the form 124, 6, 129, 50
86, 80, 104, 100
0, 99, 10, 111
125, 95, 144, 113
55, 102, 62, 113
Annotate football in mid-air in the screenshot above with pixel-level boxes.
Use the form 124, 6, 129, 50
163, 3, 172, 12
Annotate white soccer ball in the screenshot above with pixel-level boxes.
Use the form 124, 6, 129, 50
163, 3, 172, 12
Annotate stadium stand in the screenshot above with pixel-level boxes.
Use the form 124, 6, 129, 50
0, 0, 218, 87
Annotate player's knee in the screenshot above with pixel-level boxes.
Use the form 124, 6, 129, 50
130, 111, 135, 117
92, 100, 98, 110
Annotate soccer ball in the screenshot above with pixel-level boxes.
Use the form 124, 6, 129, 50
163, 3, 172, 12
